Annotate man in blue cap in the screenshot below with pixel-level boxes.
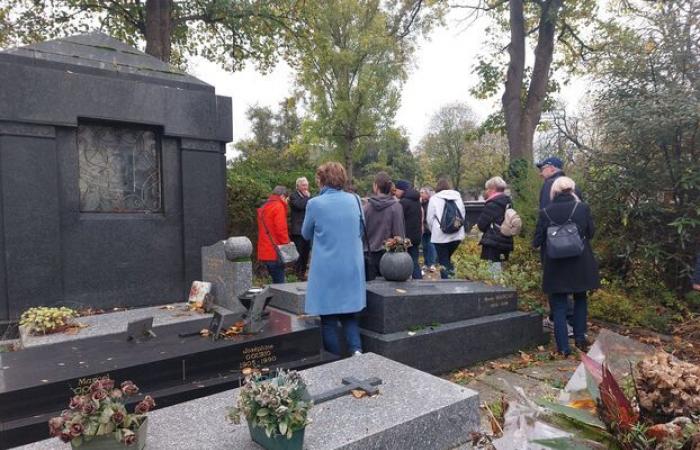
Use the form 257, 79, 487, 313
536, 156, 580, 335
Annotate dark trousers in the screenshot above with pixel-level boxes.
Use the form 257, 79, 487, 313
407, 245, 422, 279
366, 250, 385, 281
291, 234, 311, 279
434, 240, 461, 279
321, 313, 362, 355
421, 232, 437, 267
264, 261, 286, 284
550, 292, 587, 354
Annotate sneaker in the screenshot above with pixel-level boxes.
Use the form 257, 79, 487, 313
567, 324, 574, 338
543, 317, 554, 329
352, 351, 362, 357
429, 265, 436, 273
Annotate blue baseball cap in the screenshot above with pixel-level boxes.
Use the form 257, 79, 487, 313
536, 156, 563, 169
395, 180, 412, 191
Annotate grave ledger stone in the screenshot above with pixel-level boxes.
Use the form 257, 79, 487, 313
0, 32, 232, 319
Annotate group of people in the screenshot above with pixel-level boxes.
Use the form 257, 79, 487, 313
254, 156, 603, 358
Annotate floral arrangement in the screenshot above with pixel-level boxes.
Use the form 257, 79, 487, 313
20, 306, 77, 335
383, 236, 412, 253
49, 377, 154, 447
228, 369, 312, 439
537, 352, 700, 449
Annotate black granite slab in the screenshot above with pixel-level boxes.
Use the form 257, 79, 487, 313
0, 309, 323, 448
361, 280, 517, 334
360, 311, 548, 374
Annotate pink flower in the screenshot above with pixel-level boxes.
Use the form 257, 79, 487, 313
89, 381, 101, 393
134, 401, 150, 414
143, 395, 156, 408
48, 417, 64, 436
69, 422, 83, 437
69, 395, 84, 410
111, 410, 125, 425
120, 381, 139, 396
91, 389, 107, 402
110, 389, 124, 400
81, 401, 96, 415
59, 432, 72, 443
121, 429, 137, 446
99, 378, 115, 390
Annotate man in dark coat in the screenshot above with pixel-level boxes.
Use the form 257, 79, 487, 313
395, 180, 423, 279
476, 176, 513, 277
533, 177, 600, 356
364, 172, 405, 280
289, 177, 312, 280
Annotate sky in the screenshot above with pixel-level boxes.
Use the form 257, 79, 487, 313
189, 8, 588, 158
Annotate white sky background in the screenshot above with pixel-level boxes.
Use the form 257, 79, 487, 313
189, 8, 589, 160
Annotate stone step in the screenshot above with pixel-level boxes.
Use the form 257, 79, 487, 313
361, 311, 548, 374
362, 279, 518, 333
14, 353, 481, 450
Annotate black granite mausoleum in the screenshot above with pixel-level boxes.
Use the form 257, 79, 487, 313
0, 33, 231, 319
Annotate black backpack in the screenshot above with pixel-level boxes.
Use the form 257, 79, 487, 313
437, 199, 464, 234
543, 202, 585, 259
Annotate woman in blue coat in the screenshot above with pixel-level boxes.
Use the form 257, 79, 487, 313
302, 162, 366, 355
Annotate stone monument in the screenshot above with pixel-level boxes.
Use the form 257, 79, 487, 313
0, 32, 232, 319
201, 237, 252, 313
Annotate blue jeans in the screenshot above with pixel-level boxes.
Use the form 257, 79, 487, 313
421, 232, 437, 267
435, 240, 461, 279
320, 314, 362, 355
265, 261, 286, 284
550, 292, 588, 354
407, 245, 423, 279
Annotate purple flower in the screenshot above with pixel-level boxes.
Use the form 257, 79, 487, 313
59, 432, 72, 443
69, 422, 83, 437
121, 429, 137, 446
68, 395, 84, 410
111, 410, 125, 425
91, 389, 107, 402
48, 417, 64, 436
134, 401, 150, 414
110, 389, 124, 400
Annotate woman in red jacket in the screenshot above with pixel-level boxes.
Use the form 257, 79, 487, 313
257, 186, 291, 284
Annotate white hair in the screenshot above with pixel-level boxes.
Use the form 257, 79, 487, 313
295, 177, 308, 189
484, 176, 507, 192
550, 176, 580, 201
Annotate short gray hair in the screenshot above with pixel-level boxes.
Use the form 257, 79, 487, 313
272, 185, 288, 196
420, 186, 434, 195
295, 177, 308, 189
550, 176, 579, 201
485, 176, 507, 192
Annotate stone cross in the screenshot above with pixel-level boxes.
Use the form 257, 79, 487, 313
311, 377, 382, 404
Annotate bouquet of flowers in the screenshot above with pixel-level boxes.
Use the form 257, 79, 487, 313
48, 377, 154, 447
228, 369, 312, 439
383, 236, 412, 253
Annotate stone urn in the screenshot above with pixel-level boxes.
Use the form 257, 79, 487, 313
379, 252, 413, 282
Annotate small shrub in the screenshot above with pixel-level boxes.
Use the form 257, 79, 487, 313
588, 289, 637, 325
19, 306, 77, 335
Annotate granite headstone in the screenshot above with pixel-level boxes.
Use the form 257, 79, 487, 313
201, 237, 251, 313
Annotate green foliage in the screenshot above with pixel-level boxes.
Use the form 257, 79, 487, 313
354, 127, 418, 194
582, 0, 699, 293
19, 306, 77, 335
288, 0, 442, 179
4, 0, 299, 70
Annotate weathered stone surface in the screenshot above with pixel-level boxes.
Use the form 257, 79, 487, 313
224, 236, 253, 260
362, 280, 518, 334
201, 241, 250, 313
16, 353, 480, 450
361, 311, 548, 374
268, 281, 309, 315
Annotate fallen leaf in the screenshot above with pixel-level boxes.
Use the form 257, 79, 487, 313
395, 289, 407, 294
351, 389, 367, 399
160, 305, 176, 310
199, 329, 211, 337
537, 345, 546, 352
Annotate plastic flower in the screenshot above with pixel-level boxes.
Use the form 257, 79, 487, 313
120, 381, 139, 396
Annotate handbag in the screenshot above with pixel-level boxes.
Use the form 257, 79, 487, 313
353, 195, 374, 281
259, 203, 299, 264
543, 202, 585, 259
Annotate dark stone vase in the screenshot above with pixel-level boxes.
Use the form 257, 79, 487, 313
247, 422, 305, 450
379, 252, 413, 282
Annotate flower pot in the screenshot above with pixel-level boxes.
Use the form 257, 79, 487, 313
71, 419, 148, 450
247, 422, 305, 450
379, 252, 413, 281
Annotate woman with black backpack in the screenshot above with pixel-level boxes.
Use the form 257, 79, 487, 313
426, 177, 466, 279
533, 176, 600, 356
477, 176, 514, 278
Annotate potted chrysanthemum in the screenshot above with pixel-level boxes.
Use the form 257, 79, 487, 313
379, 236, 414, 281
48, 377, 154, 449
228, 370, 312, 450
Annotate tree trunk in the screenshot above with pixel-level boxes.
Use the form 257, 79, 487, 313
502, 0, 525, 161
144, 0, 173, 62
344, 137, 354, 183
